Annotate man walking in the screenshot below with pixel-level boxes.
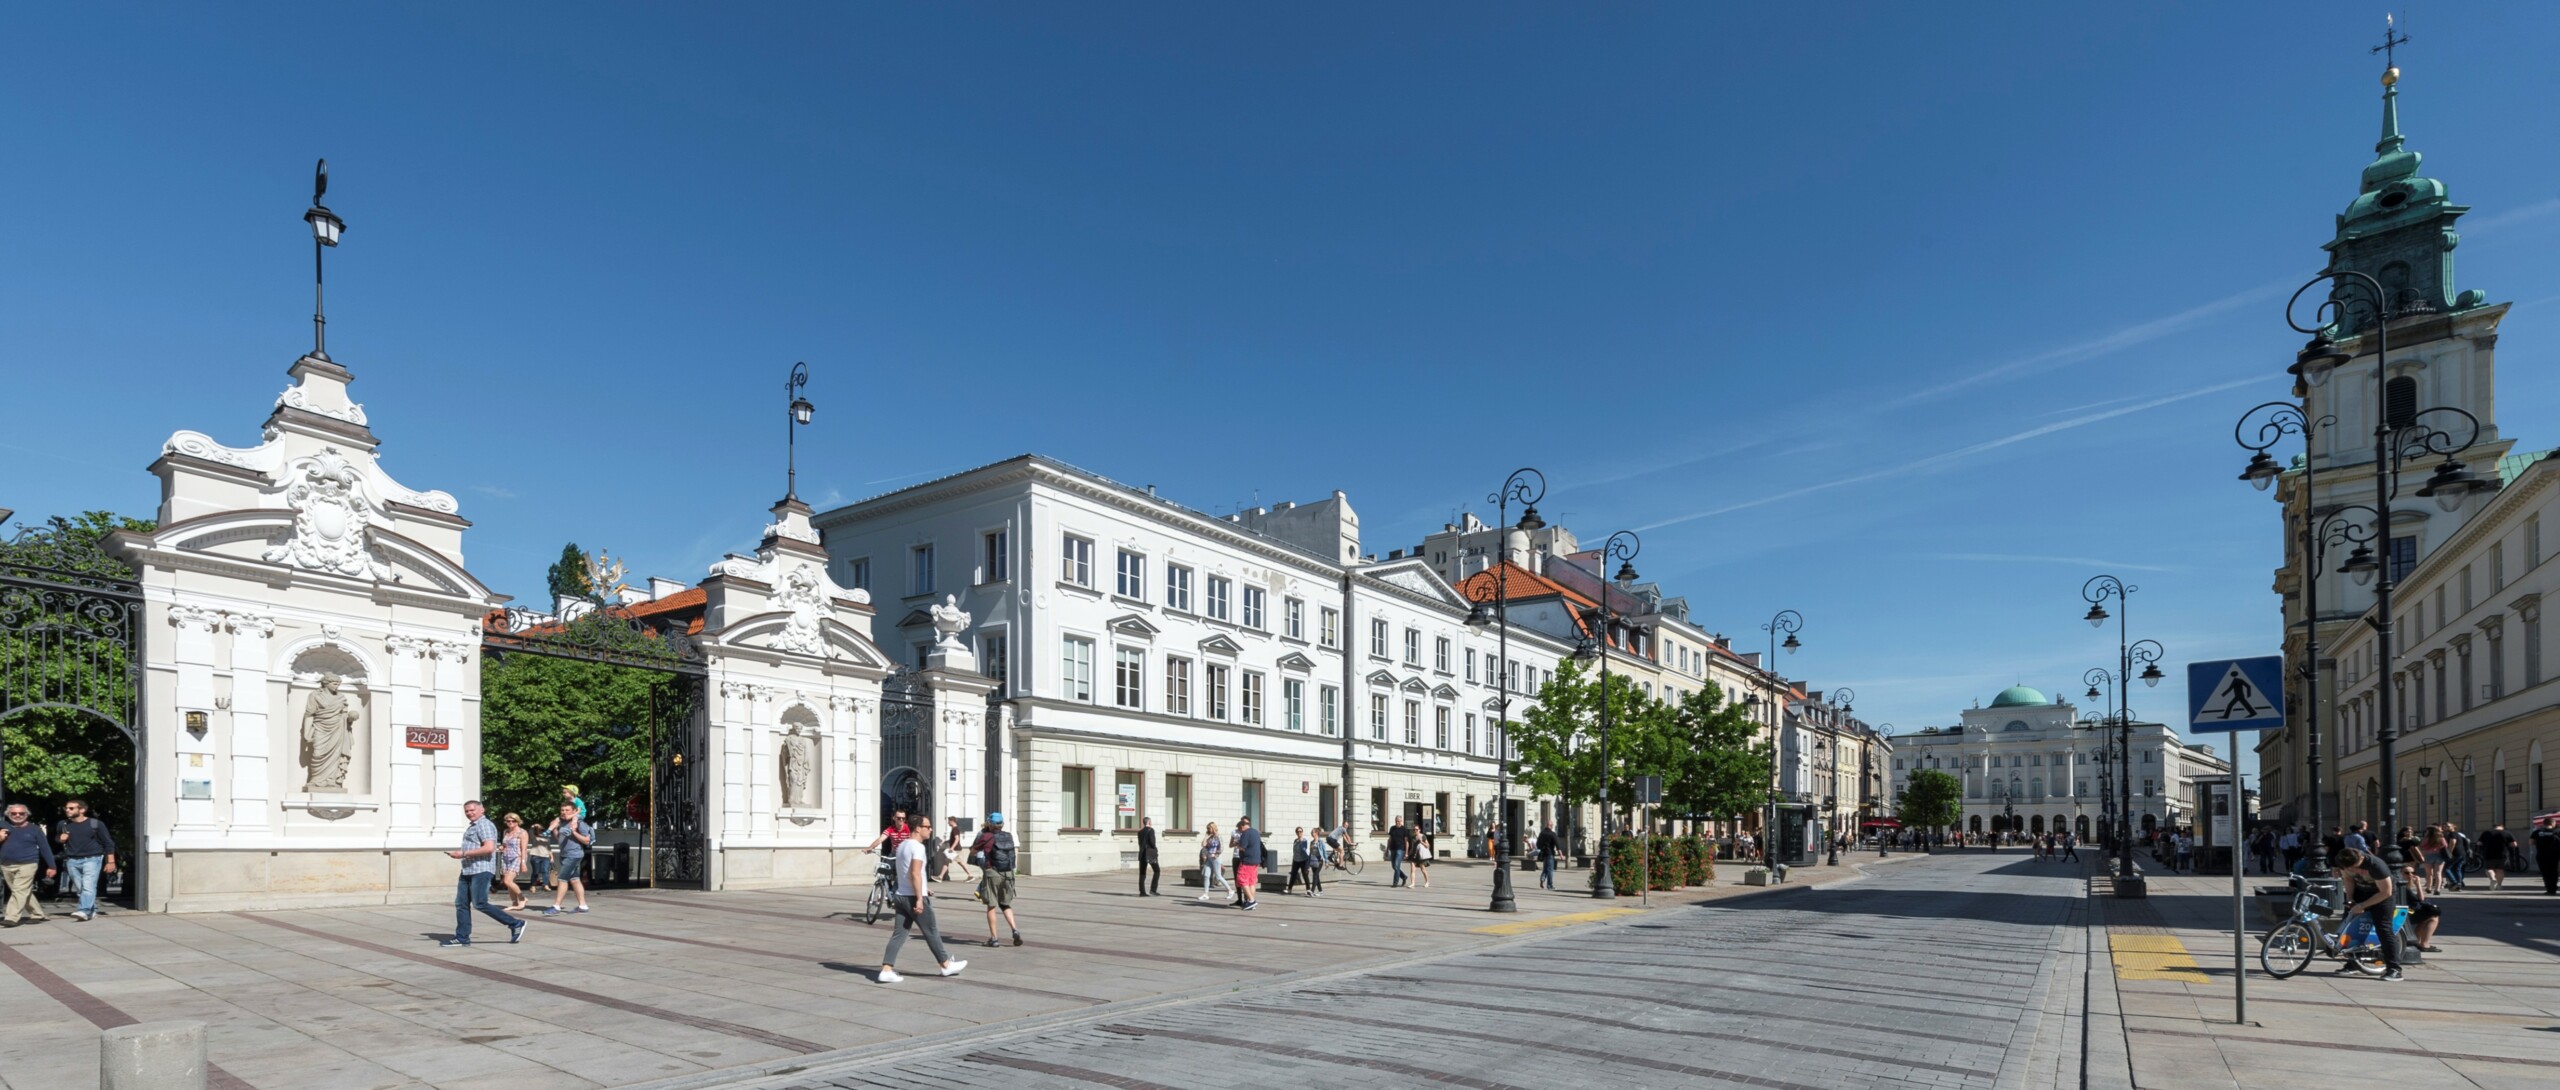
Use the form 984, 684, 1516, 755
969, 813, 1023, 947
2062, 830, 2080, 863
1386, 815, 1410, 888
51, 799, 116, 921
1232, 817, 1264, 910
1535, 823, 1559, 889
443, 800, 524, 947
879, 811, 965, 983
1136, 816, 1161, 896
2532, 816, 2560, 896
2479, 823, 2515, 890
541, 802, 593, 915
1, 803, 56, 927
2443, 822, 2471, 891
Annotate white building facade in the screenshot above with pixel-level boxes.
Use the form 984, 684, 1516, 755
1887, 685, 2230, 839
812, 456, 1573, 877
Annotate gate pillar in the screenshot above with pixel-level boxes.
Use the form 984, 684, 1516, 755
919, 597, 996, 831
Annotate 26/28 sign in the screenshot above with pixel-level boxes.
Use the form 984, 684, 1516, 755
404, 726, 450, 751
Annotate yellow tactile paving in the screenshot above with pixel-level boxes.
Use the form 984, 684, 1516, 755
1469, 907, 1647, 935
2112, 933, 2209, 982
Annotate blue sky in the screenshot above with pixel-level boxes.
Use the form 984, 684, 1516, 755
8, 5, 2560, 768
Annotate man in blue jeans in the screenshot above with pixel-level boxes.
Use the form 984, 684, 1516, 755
1386, 816, 1411, 888
52, 799, 117, 921
1535, 823, 1560, 890
443, 800, 524, 947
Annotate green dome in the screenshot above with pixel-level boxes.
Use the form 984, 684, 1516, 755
1989, 685, 2048, 708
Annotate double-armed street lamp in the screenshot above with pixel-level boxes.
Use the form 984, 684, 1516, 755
2082, 576, 2164, 882
1751, 610, 1804, 866
2084, 667, 2117, 851
1570, 529, 1642, 899
1464, 467, 1548, 913
2236, 269, 2496, 850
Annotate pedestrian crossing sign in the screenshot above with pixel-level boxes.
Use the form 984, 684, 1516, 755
2186, 656, 2285, 732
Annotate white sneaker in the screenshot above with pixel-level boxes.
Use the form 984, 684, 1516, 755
876, 968, 904, 984
939, 960, 968, 977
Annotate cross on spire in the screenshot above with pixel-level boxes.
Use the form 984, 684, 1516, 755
2371, 12, 2410, 72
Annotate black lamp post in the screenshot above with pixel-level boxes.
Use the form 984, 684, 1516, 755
2274, 270, 2493, 845
2084, 666, 2116, 853
1464, 467, 1546, 913
302, 160, 345, 361
2083, 575, 2165, 883
1759, 609, 1804, 867
1826, 687, 1854, 864
784, 362, 814, 500
1571, 529, 1641, 899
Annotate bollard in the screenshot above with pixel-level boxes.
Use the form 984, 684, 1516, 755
100, 1020, 206, 1090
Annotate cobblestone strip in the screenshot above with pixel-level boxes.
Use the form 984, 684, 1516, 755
2081, 875, 2136, 1090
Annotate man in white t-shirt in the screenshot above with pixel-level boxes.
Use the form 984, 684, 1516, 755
878, 811, 965, 984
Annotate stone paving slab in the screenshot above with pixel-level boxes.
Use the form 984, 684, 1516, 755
0, 855, 1901, 1089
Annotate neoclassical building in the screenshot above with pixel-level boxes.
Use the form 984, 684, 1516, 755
1888, 686, 2228, 839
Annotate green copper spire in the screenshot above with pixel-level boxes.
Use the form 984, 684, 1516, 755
2322, 30, 2478, 332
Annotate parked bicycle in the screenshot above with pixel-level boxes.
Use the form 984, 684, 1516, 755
2259, 876, 2402, 978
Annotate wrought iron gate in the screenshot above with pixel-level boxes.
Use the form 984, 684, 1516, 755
0, 523, 144, 907
879, 665, 932, 825
483, 605, 709, 887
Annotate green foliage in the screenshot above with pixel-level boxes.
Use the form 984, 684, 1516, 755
1512, 657, 1769, 830
1592, 834, 1717, 892
1897, 768, 1965, 830
545, 542, 592, 604
1, 511, 151, 843
1658, 685, 1774, 821
478, 623, 676, 828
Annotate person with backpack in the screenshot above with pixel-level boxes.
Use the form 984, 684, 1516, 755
2443, 822, 2471, 891
969, 813, 1023, 947
2479, 823, 2515, 890
1231, 817, 1265, 910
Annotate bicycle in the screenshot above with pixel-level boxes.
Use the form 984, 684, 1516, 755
2258, 877, 2403, 979
1327, 838, 1364, 876
862, 857, 895, 925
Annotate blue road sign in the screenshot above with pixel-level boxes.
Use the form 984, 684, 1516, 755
2187, 657, 2286, 732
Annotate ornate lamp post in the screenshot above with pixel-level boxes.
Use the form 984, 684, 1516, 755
302, 160, 345, 361
1826, 687, 1855, 864
1464, 467, 1546, 913
1571, 530, 1641, 899
784, 362, 815, 500
2083, 575, 2165, 883
1759, 609, 1804, 866
2276, 270, 2494, 843
2084, 667, 2116, 851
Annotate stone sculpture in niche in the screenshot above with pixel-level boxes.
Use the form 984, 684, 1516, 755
781, 732, 819, 809
298, 674, 363, 791
770, 565, 826, 656
264, 448, 393, 581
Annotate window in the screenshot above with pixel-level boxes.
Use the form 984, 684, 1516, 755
1370, 619, 1389, 657
2528, 611, 2544, 687
1371, 787, 1388, 832
2493, 543, 2506, 590
1241, 671, 1265, 726
981, 633, 1009, 693
1435, 637, 1452, 674
1286, 598, 1305, 640
2385, 375, 2417, 430
2390, 536, 2417, 585
1243, 587, 1266, 629
1061, 638, 1096, 701
1165, 656, 1193, 715
846, 557, 871, 592
1207, 664, 1230, 720
1370, 694, 1388, 740
1404, 628, 1421, 666
1285, 679, 1305, 731
1320, 685, 1339, 735
910, 544, 936, 595
1320, 608, 1340, 648
1061, 535, 1094, 587
1241, 780, 1266, 829
1115, 647, 1145, 708
1403, 700, 1421, 745
1435, 706, 1450, 749
2143, 779, 2157, 798
1464, 712, 1477, 754
2461, 647, 2475, 712
1116, 549, 1146, 598
1115, 770, 1144, 831
2531, 515, 2544, 568
1166, 565, 1192, 612
1167, 774, 1193, 831
2462, 566, 2475, 612
1208, 576, 1232, 621
982, 530, 1009, 583
2490, 630, 2507, 699
1465, 648, 1477, 683
1061, 766, 1095, 830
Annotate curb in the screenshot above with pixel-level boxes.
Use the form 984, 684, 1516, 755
2081, 871, 2137, 1090
616, 864, 1882, 1090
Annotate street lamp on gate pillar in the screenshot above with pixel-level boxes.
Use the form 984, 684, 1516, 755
1464, 467, 1546, 913
1570, 530, 1641, 899
784, 362, 815, 501
303, 160, 345, 361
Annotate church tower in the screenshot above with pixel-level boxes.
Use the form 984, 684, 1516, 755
2264, 39, 2516, 827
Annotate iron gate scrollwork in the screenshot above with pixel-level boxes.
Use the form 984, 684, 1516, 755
880, 665, 932, 825
0, 520, 144, 907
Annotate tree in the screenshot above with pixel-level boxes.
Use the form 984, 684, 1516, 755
478, 619, 671, 829
1, 511, 154, 849
545, 542, 592, 604
1509, 655, 1668, 838
1896, 769, 1964, 831
1656, 685, 1773, 825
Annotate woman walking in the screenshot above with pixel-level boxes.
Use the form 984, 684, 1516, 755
939, 817, 974, 882
497, 812, 530, 910
2420, 826, 2450, 896
1411, 826, 1434, 889
1196, 822, 1230, 902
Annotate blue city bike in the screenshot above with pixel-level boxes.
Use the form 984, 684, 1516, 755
2258, 878, 2403, 979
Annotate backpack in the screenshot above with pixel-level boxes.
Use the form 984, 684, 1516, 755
977, 830, 1017, 873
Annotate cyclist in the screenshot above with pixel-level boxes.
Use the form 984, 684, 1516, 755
2332, 842, 2405, 982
